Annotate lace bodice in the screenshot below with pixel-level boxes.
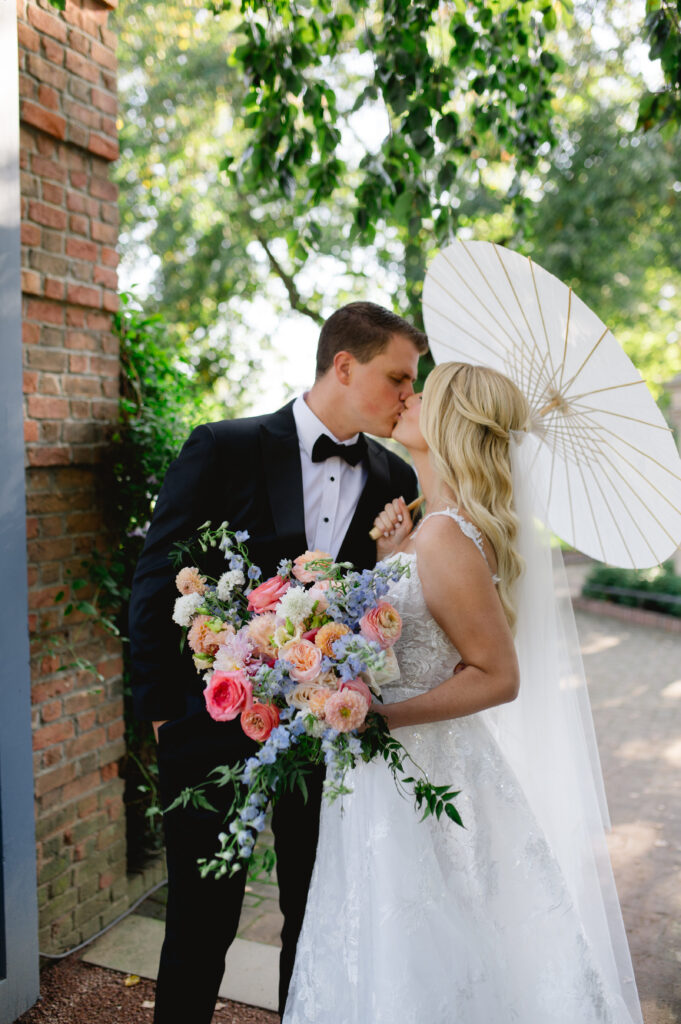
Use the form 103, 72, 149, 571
381, 508, 498, 704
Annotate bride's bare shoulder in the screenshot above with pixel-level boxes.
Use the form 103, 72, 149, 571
412, 513, 496, 582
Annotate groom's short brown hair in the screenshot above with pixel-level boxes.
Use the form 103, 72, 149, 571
315, 302, 428, 379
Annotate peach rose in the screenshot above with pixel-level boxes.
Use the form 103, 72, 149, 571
341, 677, 372, 710
287, 682, 326, 712
314, 622, 351, 658
308, 687, 333, 718
187, 616, 235, 656
324, 688, 369, 732
317, 669, 340, 689
292, 550, 332, 583
204, 669, 253, 722
246, 612, 278, 659
247, 575, 291, 614
359, 602, 402, 649
241, 702, 280, 742
175, 566, 207, 595
280, 639, 323, 684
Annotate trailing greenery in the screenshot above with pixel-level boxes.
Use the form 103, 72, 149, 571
582, 561, 681, 617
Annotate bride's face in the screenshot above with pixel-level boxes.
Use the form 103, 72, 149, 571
392, 392, 427, 451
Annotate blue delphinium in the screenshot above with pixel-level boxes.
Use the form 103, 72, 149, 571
277, 558, 293, 578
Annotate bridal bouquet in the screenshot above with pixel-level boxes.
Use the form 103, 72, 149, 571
168, 521, 463, 877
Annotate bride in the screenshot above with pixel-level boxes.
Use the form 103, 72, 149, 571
282, 362, 643, 1024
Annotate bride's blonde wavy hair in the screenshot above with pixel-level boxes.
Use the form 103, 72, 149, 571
420, 362, 529, 631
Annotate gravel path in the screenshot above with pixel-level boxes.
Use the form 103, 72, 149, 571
16, 954, 280, 1024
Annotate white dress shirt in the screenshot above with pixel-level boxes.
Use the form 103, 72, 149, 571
292, 394, 368, 559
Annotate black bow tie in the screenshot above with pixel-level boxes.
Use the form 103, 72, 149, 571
311, 433, 367, 467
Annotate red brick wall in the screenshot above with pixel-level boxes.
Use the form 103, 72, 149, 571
18, 0, 130, 953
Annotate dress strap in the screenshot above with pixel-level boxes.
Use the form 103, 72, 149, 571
415, 508, 501, 584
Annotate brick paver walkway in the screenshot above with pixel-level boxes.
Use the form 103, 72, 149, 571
577, 608, 681, 1024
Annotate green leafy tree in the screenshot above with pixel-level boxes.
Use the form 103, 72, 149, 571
521, 1, 681, 391
215, 0, 566, 322
115, 0, 566, 390
638, 0, 681, 131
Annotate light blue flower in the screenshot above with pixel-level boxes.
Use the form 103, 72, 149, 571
347, 735, 362, 757
235, 530, 250, 543
269, 725, 292, 751
247, 565, 262, 581
257, 744, 278, 765
251, 811, 266, 832
289, 715, 307, 737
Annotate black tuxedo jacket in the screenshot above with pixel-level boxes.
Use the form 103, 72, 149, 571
129, 400, 418, 722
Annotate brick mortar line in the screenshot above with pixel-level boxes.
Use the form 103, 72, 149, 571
21, 101, 119, 161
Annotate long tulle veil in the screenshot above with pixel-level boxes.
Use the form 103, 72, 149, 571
482, 431, 643, 1024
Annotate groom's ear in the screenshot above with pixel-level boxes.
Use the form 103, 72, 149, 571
332, 350, 355, 386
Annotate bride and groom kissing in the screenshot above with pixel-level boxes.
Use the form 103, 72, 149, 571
129, 301, 643, 1023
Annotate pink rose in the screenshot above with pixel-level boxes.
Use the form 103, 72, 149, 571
204, 670, 253, 722
340, 677, 372, 710
308, 580, 330, 612
241, 702, 280, 742
359, 602, 402, 649
324, 688, 369, 732
280, 638, 323, 684
292, 550, 332, 583
247, 575, 291, 614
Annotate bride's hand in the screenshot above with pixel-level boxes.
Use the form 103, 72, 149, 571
374, 497, 413, 559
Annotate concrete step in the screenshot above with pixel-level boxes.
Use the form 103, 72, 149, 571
82, 914, 279, 1012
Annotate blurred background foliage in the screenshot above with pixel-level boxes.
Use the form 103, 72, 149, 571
113, 0, 681, 405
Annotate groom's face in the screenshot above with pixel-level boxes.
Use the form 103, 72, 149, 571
346, 333, 419, 437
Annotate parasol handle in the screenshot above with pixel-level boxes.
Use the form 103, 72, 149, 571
369, 495, 424, 540
536, 394, 565, 418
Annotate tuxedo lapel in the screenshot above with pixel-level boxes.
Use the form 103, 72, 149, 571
336, 439, 391, 568
260, 403, 307, 551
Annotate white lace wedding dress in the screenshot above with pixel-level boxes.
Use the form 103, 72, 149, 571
283, 510, 641, 1024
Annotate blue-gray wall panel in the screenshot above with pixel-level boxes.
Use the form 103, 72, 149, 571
0, 5, 41, 1021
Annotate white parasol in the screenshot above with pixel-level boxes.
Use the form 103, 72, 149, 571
423, 239, 681, 569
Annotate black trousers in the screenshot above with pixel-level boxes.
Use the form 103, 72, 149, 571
153, 703, 324, 1023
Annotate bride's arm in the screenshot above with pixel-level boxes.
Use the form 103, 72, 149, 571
376, 517, 519, 730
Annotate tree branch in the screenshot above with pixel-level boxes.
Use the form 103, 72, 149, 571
254, 234, 324, 325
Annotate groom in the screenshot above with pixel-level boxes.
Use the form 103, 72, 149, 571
128, 301, 427, 1022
